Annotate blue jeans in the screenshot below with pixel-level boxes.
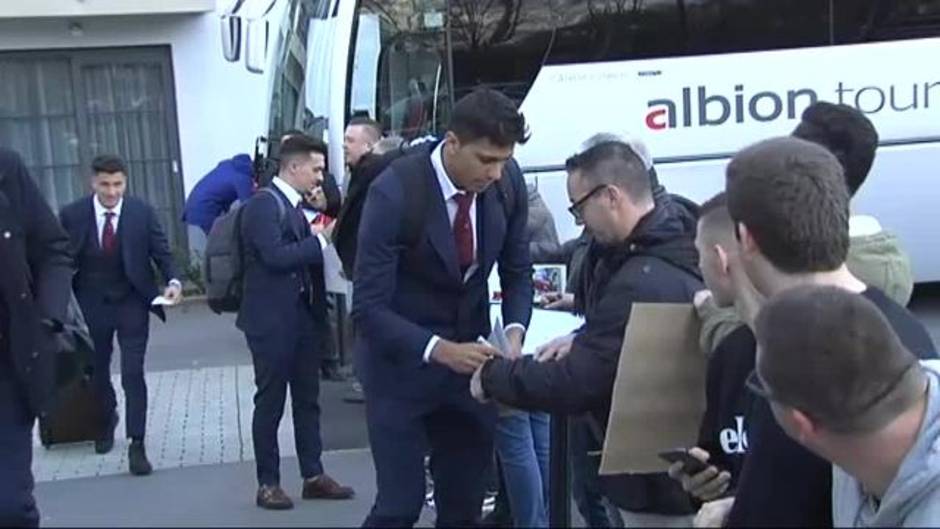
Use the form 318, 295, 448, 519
495, 410, 550, 527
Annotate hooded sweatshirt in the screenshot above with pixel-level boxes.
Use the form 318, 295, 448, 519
832, 360, 940, 528
848, 215, 914, 307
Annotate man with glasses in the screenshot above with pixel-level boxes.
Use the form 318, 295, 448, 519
671, 137, 935, 528
750, 285, 940, 527
472, 140, 703, 522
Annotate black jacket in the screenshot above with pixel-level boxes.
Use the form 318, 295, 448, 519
0, 148, 73, 417
481, 202, 703, 427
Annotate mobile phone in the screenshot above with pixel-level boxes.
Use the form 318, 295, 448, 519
658, 448, 709, 475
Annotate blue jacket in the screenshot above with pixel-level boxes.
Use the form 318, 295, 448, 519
183, 154, 254, 233
236, 184, 327, 338
59, 195, 179, 321
352, 146, 533, 400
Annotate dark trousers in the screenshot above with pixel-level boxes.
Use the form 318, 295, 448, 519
245, 304, 324, 487
363, 387, 497, 528
0, 375, 38, 528
80, 294, 151, 440
569, 416, 624, 528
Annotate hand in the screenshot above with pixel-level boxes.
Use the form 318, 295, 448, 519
163, 283, 183, 305
543, 292, 574, 311
535, 333, 575, 362
431, 340, 500, 375
666, 447, 731, 502
693, 290, 713, 309
694, 497, 735, 528
312, 218, 335, 240
470, 363, 488, 403
505, 327, 524, 360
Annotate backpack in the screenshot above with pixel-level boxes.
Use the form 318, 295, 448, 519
332, 140, 518, 277
204, 187, 285, 314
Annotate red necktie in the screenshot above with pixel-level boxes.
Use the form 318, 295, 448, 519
453, 192, 475, 271
102, 211, 117, 254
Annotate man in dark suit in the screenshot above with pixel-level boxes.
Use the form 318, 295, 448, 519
353, 88, 533, 527
237, 134, 354, 510
59, 155, 182, 476
0, 148, 73, 526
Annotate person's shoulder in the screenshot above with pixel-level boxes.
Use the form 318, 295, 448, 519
712, 324, 756, 362
864, 287, 936, 358
60, 195, 92, 217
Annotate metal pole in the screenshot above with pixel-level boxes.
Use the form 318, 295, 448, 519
549, 413, 570, 528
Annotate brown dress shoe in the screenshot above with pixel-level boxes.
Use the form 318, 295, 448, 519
302, 474, 355, 500
256, 485, 294, 510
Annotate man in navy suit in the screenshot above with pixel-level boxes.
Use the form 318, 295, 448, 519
0, 148, 72, 527
59, 155, 182, 476
237, 135, 354, 510
353, 88, 533, 527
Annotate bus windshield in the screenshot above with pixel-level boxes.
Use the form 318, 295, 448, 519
348, 0, 451, 141
267, 0, 333, 145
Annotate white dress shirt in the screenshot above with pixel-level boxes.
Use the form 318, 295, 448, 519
271, 177, 329, 249
422, 143, 525, 362
93, 194, 181, 289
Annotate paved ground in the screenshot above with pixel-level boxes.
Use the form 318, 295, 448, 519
31, 286, 940, 526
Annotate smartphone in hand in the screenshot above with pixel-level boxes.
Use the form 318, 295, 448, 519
658, 448, 709, 475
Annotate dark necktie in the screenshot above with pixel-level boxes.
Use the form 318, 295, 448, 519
453, 192, 475, 272
102, 211, 117, 254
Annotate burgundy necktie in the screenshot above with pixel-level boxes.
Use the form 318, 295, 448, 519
102, 211, 117, 254
453, 192, 475, 271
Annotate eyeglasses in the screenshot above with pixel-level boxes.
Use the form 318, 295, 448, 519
568, 184, 608, 222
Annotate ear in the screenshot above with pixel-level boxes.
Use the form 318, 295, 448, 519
713, 243, 730, 274
737, 222, 760, 257
787, 407, 820, 444
444, 131, 460, 151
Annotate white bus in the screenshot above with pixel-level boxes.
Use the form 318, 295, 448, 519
230, 0, 940, 281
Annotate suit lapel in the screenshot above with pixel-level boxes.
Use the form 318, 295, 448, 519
268, 185, 305, 241
83, 196, 99, 251
422, 161, 461, 281
479, 187, 502, 274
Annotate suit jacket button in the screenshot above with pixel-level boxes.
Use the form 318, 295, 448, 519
31, 351, 39, 359
2, 231, 10, 239
20, 292, 28, 300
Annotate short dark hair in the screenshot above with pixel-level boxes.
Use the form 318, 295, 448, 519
448, 88, 529, 147
347, 116, 382, 141
92, 154, 127, 175
698, 192, 734, 242
792, 102, 879, 197
726, 137, 850, 273
278, 134, 327, 169
755, 285, 923, 434
565, 141, 652, 204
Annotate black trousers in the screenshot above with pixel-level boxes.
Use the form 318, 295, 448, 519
0, 374, 38, 527
80, 294, 151, 440
245, 303, 325, 486
363, 387, 497, 528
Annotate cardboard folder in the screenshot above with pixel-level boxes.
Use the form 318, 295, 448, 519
599, 303, 707, 475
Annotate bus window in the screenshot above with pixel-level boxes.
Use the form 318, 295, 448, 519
267, 0, 332, 147
349, 0, 451, 140
448, 0, 554, 105
834, 0, 940, 43
546, 0, 830, 64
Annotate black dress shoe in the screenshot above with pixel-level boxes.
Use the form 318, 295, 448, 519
128, 441, 153, 476
95, 412, 119, 454
257, 485, 294, 510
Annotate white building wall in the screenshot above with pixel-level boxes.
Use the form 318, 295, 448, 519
0, 2, 269, 197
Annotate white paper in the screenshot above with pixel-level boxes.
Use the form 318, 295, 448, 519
489, 306, 584, 356
150, 296, 179, 307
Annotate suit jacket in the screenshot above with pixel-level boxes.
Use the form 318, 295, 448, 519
59, 195, 179, 321
236, 184, 327, 338
0, 148, 73, 417
352, 147, 533, 400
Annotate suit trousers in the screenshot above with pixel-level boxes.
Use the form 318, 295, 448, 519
81, 294, 151, 440
363, 386, 497, 528
0, 374, 39, 527
245, 302, 324, 486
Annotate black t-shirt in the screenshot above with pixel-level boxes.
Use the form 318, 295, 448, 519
698, 324, 756, 490
726, 287, 937, 527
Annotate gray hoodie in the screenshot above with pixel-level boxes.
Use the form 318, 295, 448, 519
832, 360, 940, 527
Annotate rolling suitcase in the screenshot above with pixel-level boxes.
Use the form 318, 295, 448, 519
38, 294, 101, 448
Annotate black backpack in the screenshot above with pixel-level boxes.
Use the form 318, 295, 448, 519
333, 140, 519, 277
204, 187, 285, 314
